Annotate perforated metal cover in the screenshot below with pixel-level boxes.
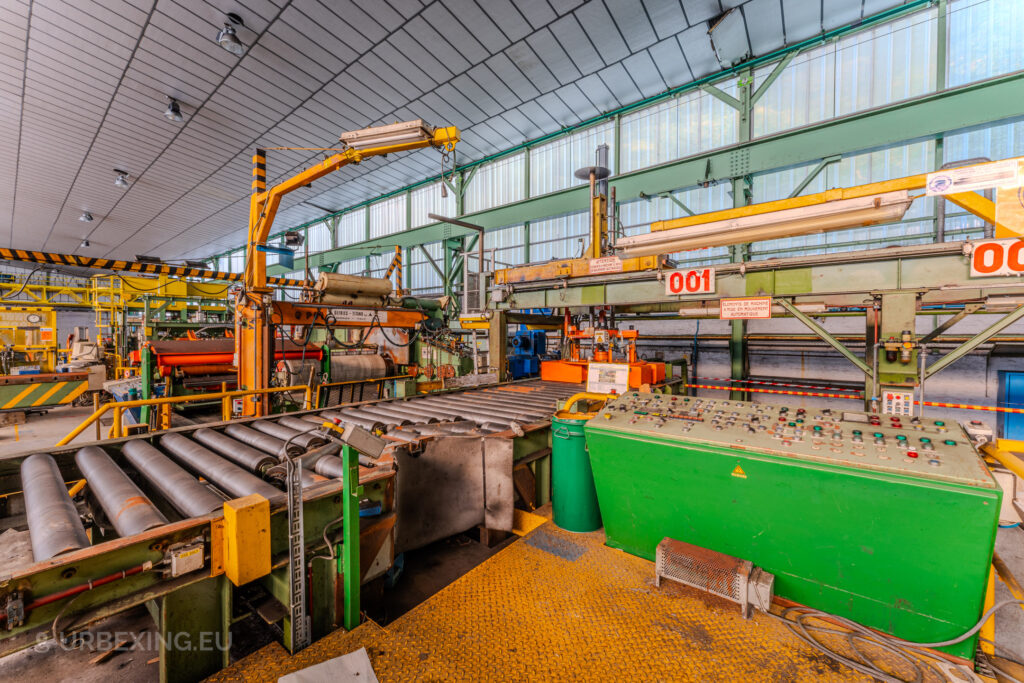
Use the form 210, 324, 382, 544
656, 538, 753, 616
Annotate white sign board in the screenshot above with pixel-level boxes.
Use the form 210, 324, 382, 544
969, 239, 1024, 277
665, 268, 715, 296
926, 159, 1020, 196
330, 308, 386, 323
719, 297, 772, 320
588, 256, 624, 275
586, 362, 630, 395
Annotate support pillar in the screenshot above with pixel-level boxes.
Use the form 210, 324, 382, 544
153, 576, 229, 683
488, 310, 508, 380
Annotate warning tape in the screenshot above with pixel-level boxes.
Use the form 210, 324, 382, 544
688, 383, 1024, 414
686, 383, 863, 400
694, 376, 863, 393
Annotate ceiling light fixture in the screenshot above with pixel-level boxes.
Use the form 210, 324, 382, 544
615, 191, 914, 257
216, 13, 246, 55
114, 169, 130, 188
164, 97, 183, 122
79, 212, 93, 222
340, 120, 435, 151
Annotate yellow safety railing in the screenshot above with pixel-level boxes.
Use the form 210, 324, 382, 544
56, 385, 313, 446
557, 392, 616, 419
314, 373, 415, 408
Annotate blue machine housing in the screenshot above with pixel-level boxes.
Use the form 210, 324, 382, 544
508, 330, 549, 379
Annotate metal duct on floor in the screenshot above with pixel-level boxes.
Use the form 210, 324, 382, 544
122, 440, 223, 519
21, 453, 90, 561
75, 446, 168, 536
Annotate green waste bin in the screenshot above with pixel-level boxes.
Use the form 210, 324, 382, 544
552, 408, 603, 533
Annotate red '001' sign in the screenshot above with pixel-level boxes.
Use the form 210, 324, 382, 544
970, 239, 1024, 277
665, 268, 715, 295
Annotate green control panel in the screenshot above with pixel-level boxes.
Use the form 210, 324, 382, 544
585, 392, 1001, 659
594, 393, 994, 487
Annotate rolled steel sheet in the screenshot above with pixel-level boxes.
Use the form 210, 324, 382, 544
417, 396, 543, 422
296, 442, 342, 472
329, 354, 392, 382
21, 453, 90, 561
382, 402, 459, 422
352, 404, 423, 425
312, 455, 345, 478
300, 411, 384, 433
160, 433, 281, 499
255, 419, 328, 450
75, 446, 168, 537
225, 424, 302, 459
338, 407, 406, 429
366, 403, 439, 424
193, 428, 276, 472
315, 272, 392, 297
122, 440, 223, 519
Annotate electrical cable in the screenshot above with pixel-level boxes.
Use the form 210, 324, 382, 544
762, 599, 1024, 683
0, 266, 44, 300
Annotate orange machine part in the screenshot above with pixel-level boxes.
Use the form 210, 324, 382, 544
541, 360, 665, 388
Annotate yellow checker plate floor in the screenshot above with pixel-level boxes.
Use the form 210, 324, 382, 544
211, 521, 899, 682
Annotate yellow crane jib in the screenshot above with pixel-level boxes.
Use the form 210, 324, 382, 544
238, 120, 460, 417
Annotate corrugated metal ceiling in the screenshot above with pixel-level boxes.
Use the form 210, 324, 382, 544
0, 0, 911, 261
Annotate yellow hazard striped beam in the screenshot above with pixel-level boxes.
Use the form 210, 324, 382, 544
0, 379, 88, 409
0, 248, 311, 288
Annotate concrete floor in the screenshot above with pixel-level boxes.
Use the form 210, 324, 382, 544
0, 405, 102, 453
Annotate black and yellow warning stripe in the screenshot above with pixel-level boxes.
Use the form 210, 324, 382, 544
0, 248, 310, 288
0, 378, 88, 409
253, 149, 266, 194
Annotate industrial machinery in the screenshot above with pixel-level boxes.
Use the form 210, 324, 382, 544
0, 377, 576, 681
584, 391, 1000, 660
238, 119, 460, 416
0, 407, 398, 682
508, 329, 548, 380
541, 310, 665, 388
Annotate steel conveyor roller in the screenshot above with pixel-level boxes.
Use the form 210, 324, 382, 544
254, 418, 328, 450
193, 428, 276, 473
21, 453, 91, 562
160, 433, 281, 499
224, 423, 303, 459
122, 440, 224, 519
75, 446, 168, 536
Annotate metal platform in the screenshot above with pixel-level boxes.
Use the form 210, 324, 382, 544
209, 518, 902, 682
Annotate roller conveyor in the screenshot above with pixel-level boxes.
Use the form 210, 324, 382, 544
75, 446, 168, 537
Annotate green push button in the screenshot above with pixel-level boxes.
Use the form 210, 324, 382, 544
853, 430, 862, 435
634, 411, 648, 415
896, 435, 907, 441
921, 437, 931, 443
813, 425, 822, 431
935, 421, 945, 426
788, 422, 796, 427
796, 419, 804, 424
873, 432, 883, 438
944, 439, 956, 446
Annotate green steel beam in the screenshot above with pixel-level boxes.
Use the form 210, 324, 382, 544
268, 70, 1024, 275
917, 303, 981, 345
776, 298, 873, 375
700, 83, 742, 111
924, 304, 1024, 378
751, 50, 798, 103
788, 155, 840, 199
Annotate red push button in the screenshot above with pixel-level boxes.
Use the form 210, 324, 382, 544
907, 451, 918, 458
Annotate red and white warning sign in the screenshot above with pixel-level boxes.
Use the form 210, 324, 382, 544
665, 267, 715, 295
719, 296, 772, 320
969, 239, 1024, 277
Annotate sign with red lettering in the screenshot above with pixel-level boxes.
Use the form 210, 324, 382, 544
720, 297, 772, 320
969, 239, 1024, 277
665, 268, 715, 295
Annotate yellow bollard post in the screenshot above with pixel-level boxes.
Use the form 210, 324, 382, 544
112, 407, 122, 439
222, 382, 230, 422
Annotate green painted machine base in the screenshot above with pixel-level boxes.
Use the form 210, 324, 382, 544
584, 428, 999, 660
